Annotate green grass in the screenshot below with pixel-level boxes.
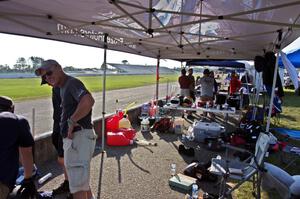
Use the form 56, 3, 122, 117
0, 74, 178, 101
234, 89, 300, 199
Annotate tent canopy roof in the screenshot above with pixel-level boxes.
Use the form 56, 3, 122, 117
279, 49, 300, 68
1, 0, 300, 60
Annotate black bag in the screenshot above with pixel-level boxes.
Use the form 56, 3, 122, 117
151, 118, 173, 133
183, 161, 218, 182
178, 144, 195, 157
227, 97, 240, 109
215, 94, 226, 105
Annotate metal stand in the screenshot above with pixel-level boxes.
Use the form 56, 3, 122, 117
101, 33, 108, 153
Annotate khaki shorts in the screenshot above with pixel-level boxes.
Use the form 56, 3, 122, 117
63, 129, 97, 194
0, 182, 9, 199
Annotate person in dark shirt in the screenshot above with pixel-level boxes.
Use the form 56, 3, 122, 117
178, 68, 191, 97
241, 71, 252, 84
210, 71, 218, 94
36, 60, 96, 199
0, 96, 36, 199
41, 75, 70, 197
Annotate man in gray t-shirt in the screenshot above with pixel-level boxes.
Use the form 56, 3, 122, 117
59, 76, 93, 138
35, 60, 96, 199
199, 69, 214, 101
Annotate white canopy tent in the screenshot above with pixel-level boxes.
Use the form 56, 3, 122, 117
1, 0, 300, 150
1, 0, 300, 59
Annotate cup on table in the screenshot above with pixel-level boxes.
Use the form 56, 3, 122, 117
170, 163, 176, 176
206, 101, 209, 108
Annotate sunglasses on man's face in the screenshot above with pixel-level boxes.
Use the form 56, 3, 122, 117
45, 70, 53, 77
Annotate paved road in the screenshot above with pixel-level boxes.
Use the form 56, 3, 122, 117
14, 83, 178, 136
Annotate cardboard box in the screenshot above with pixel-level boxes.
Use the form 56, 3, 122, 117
169, 173, 197, 191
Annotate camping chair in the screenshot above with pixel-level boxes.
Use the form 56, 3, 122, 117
209, 133, 271, 199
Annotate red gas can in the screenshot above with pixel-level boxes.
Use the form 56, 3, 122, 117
118, 128, 136, 140
106, 115, 119, 133
107, 132, 133, 146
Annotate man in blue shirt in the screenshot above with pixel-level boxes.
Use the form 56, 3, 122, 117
0, 96, 36, 199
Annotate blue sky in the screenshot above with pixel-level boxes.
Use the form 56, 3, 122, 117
0, 33, 299, 68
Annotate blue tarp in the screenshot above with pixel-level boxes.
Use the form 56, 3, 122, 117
279, 49, 300, 68
186, 60, 245, 68
273, 128, 300, 140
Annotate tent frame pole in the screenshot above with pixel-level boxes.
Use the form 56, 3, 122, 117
266, 45, 281, 133
156, 52, 160, 103
101, 33, 108, 152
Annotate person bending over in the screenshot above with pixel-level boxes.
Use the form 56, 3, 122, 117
0, 96, 36, 199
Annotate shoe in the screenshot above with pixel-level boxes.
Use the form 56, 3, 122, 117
52, 180, 70, 195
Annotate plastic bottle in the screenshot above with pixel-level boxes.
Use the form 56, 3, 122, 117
149, 105, 157, 117
141, 118, 150, 133
170, 163, 176, 176
119, 115, 131, 129
192, 183, 199, 199
174, 118, 184, 134
38, 172, 52, 184
107, 132, 133, 146
141, 103, 150, 116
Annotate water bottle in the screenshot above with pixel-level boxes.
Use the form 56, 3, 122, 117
170, 163, 176, 176
192, 183, 199, 199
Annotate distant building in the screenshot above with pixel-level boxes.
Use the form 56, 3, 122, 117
107, 63, 176, 75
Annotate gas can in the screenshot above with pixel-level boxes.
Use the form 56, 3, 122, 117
107, 132, 133, 146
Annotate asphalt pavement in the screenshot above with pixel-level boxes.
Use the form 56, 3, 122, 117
14, 83, 178, 136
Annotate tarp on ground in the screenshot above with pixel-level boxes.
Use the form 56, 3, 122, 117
186, 60, 245, 68
1, 0, 300, 60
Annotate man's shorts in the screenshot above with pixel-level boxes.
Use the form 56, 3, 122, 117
63, 129, 97, 194
52, 131, 64, 158
0, 182, 9, 199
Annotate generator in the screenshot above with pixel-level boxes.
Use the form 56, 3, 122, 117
193, 121, 225, 143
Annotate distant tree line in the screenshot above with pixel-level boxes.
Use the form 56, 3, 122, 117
0, 56, 44, 73
0, 56, 99, 73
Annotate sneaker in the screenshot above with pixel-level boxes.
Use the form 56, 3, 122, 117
52, 180, 70, 195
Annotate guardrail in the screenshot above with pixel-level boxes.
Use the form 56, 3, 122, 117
34, 105, 141, 165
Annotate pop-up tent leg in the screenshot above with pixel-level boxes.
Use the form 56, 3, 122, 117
266, 47, 281, 132
101, 33, 108, 152
155, 53, 160, 102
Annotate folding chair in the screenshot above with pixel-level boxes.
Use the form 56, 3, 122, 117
209, 133, 271, 199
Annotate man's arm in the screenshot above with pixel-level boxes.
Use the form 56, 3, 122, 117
19, 147, 34, 179
68, 93, 94, 138
70, 93, 94, 123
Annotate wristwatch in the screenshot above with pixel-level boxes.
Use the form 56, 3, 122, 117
67, 118, 77, 128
